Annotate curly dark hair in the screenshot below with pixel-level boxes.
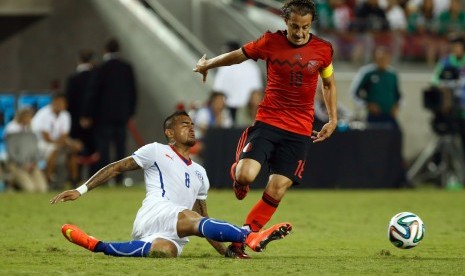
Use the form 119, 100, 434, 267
281, 0, 316, 22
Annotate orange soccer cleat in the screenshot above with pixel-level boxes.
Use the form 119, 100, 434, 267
245, 222, 292, 252
61, 224, 100, 252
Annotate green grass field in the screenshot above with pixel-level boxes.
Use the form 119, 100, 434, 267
1, 186, 464, 275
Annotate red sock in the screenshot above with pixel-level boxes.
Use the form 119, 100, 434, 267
245, 192, 280, 232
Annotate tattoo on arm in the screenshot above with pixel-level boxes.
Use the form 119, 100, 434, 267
193, 199, 227, 255
85, 157, 140, 191
193, 199, 208, 217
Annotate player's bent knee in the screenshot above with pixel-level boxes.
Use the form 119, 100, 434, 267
236, 173, 254, 186
236, 159, 261, 185
149, 238, 178, 258
177, 210, 202, 237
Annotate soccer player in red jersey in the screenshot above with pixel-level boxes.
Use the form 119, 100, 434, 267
194, 0, 338, 258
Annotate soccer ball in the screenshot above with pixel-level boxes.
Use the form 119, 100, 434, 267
388, 212, 425, 249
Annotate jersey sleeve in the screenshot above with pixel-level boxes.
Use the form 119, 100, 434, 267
242, 32, 269, 61
132, 143, 158, 170
196, 167, 210, 200
321, 43, 334, 69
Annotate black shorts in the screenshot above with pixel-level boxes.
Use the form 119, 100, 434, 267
234, 121, 311, 185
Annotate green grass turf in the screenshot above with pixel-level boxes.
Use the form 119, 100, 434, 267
0, 186, 464, 275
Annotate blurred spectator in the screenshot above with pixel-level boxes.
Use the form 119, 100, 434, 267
65, 49, 98, 178
385, 0, 407, 63
408, 0, 450, 17
331, 0, 353, 32
350, 46, 406, 186
351, 0, 390, 32
350, 47, 402, 128
235, 89, 264, 127
82, 37, 137, 184
315, 0, 335, 33
406, 0, 436, 34
4, 108, 48, 192
436, 0, 465, 37
318, 0, 353, 60
212, 41, 262, 122
350, 0, 391, 63
191, 91, 233, 163
430, 35, 465, 151
193, 91, 233, 140
31, 92, 82, 189
385, 0, 407, 31
397, 0, 411, 10
431, 35, 465, 85
405, 0, 439, 64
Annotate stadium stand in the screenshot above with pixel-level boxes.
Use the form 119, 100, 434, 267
17, 93, 52, 112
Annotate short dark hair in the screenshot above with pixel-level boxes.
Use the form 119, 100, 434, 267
78, 49, 94, 63
281, 0, 316, 21
163, 110, 190, 137
104, 37, 120, 53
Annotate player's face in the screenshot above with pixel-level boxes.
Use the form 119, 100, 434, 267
52, 97, 67, 113
285, 12, 312, 46
451, 42, 464, 58
172, 115, 196, 147
375, 50, 391, 70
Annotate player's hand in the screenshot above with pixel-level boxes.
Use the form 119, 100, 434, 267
193, 54, 208, 82
367, 103, 381, 115
311, 121, 337, 143
391, 105, 399, 118
50, 190, 81, 204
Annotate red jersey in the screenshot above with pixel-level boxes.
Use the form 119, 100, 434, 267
242, 31, 333, 136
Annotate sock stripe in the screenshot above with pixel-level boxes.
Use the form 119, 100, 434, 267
208, 220, 243, 234
141, 242, 148, 257
199, 218, 210, 236
108, 244, 145, 256
200, 218, 244, 235
199, 217, 248, 243
262, 192, 280, 208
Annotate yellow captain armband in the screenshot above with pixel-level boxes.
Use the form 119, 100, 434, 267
319, 63, 334, 78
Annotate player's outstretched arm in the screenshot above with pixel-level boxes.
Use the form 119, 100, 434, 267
192, 199, 227, 256
193, 49, 248, 82
50, 156, 141, 204
312, 74, 338, 143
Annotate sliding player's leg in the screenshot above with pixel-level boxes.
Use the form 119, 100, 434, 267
62, 224, 153, 257
177, 210, 292, 253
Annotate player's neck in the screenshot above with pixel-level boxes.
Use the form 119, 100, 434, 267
170, 145, 191, 163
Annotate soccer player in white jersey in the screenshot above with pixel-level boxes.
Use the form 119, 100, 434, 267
50, 111, 292, 258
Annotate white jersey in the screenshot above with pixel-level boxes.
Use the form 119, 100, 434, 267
132, 142, 209, 211
31, 105, 71, 141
